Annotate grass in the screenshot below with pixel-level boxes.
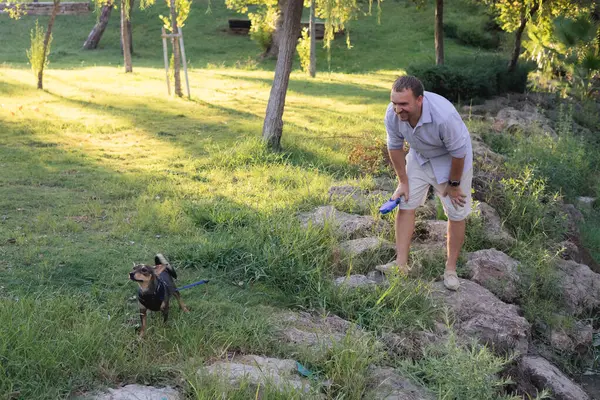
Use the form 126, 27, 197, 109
1, 0, 599, 397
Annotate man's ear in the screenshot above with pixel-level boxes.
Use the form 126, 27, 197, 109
416, 95, 424, 107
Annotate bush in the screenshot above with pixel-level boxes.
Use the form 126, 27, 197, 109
26, 20, 50, 78
444, 21, 500, 49
408, 56, 535, 103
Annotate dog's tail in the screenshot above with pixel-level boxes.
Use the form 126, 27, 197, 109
155, 253, 177, 279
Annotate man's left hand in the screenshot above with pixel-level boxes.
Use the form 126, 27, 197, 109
444, 185, 467, 209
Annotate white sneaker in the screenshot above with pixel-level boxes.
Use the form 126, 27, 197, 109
443, 271, 460, 291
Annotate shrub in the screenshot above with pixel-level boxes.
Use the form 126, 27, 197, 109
297, 28, 311, 75
26, 20, 50, 78
248, 7, 278, 52
444, 21, 500, 49
408, 56, 535, 103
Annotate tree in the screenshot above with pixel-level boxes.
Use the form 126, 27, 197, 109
83, 0, 114, 49
168, 0, 183, 97
434, 0, 443, 65
262, 0, 304, 149
121, 0, 133, 72
309, 0, 316, 76
38, 0, 60, 88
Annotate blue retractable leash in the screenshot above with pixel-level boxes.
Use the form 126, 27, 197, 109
176, 279, 209, 291
379, 197, 402, 215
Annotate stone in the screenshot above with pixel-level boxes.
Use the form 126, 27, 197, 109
368, 367, 435, 400
493, 106, 557, 138
576, 196, 596, 211
334, 274, 378, 288
431, 279, 530, 355
298, 206, 389, 239
90, 385, 180, 400
366, 269, 388, 284
464, 249, 520, 303
203, 355, 313, 394
474, 202, 515, 245
338, 237, 396, 273
558, 240, 582, 263
415, 199, 438, 221
328, 185, 391, 212
380, 329, 445, 360
519, 356, 590, 400
562, 203, 584, 235
373, 176, 397, 192
276, 311, 353, 350
550, 330, 573, 353
548, 320, 593, 354
555, 260, 600, 314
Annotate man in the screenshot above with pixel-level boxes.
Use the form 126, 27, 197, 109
384, 75, 473, 291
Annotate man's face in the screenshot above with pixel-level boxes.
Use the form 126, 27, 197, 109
390, 89, 423, 122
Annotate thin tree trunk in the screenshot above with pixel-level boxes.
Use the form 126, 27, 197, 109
128, 0, 134, 54
308, 0, 316, 77
262, 0, 304, 150
121, 0, 132, 72
508, 1, 539, 72
38, 0, 60, 89
169, 0, 183, 97
265, 0, 286, 59
83, 0, 113, 49
434, 0, 444, 65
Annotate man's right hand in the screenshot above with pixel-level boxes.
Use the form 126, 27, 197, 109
392, 182, 409, 202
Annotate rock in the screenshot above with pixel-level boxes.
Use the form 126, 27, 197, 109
203, 355, 313, 394
562, 204, 584, 235
471, 134, 505, 165
519, 356, 590, 400
338, 237, 396, 274
380, 329, 445, 360
431, 279, 530, 355
493, 106, 557, 138
366, 269, 388, 284
549, 320, 593, 354
414, 220, 447, 243
464, 249, 520, 303
373, 176, 397, 192
558, 240, 582, 263
298, 206, 389, 239
328, 185, 391, 212
334, 274, 378, 288
550, 330, 573, 353
461, 97, 510, 117
90, 385, 180, 400
415, 199, 438, 221
368, 367, 434, 400
576, 196, 596, 211
555, 260, 600, 314
474, 202, 515, 245
276, 311, 353, 350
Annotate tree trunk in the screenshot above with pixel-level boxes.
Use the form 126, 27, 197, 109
308, 0, 316, 77
508, 1, 539, 72
38, 0, 60, 89
83, 0, 113, 49
121, 0, 132, 72
265, 0, 286, 59
170, 0, 183, 97
261, 0, 304, 150
434, 0, 444, 65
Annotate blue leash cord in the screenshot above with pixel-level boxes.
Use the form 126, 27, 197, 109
176, 279, 209, 291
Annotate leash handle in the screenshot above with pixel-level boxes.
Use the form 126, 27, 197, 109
176, 279, 209, 291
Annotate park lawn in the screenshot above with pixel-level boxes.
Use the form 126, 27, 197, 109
0, 0, 512, 398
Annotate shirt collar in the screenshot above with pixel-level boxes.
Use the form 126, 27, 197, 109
416, 95, 432, 127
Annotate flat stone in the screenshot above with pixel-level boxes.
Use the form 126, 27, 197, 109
338, 237, 396, 273
90, 385, 180, 400
368, 367, 435, 400
298, 205, 389, 239
431, 279, 530, 355
276, 311, 353, 350
556, 260, 600, 314
367, 269, 388, 284
203, 355, 312, 394
334, 274, 378, 288
465, 249, 520, 303
328, 185, 391, 212
493, 106, 557, 138
519, 356, 590, 400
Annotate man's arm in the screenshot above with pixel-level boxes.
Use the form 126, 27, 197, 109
388, 148, 410, 201
449, 156, 465, 183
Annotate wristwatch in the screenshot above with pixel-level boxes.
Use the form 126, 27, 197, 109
448, 180, 461, 187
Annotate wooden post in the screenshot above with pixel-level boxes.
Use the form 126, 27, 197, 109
161, 27, 171, 95
178, 27, 191, 99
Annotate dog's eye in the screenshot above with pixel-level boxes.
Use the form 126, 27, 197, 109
141, 267, 148, 273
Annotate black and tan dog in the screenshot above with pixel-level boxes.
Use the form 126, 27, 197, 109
129, 254, 189, 336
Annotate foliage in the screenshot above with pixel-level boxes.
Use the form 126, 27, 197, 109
444, 21, 500, 49
524, 14, 600, 99
347, 137, 391, 175
26, 19, 50, 78
408, 55, 534, 103
3, 1, 26, 19
159, 0, 193, 31
249, 5, 278, 52
297, 27, 311, 74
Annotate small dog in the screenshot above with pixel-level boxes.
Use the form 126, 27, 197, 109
129, 254, 189, 337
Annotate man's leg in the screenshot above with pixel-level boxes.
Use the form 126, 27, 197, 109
446, 218, 466, 272
395, 209, 416, 270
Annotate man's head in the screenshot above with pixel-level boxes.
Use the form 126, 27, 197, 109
390, 75, 424, 124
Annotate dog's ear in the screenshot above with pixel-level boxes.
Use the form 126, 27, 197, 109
132, 262, 136, 269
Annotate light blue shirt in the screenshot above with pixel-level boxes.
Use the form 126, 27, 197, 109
384, 91, 473, 184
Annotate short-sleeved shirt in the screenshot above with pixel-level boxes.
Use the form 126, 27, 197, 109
385, 91, 473, 184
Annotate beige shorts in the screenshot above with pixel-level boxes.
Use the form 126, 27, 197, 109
398, 154, 473, 221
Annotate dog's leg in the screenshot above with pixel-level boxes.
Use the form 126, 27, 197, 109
139, 305, 147, 337
160, 299, 170, 323
173, 291, 190, 312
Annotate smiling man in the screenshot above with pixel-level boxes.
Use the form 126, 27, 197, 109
383, 75, 473, 290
